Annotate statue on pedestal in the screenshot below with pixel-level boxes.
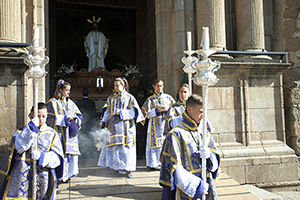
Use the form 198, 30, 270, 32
84, 16, 109, 72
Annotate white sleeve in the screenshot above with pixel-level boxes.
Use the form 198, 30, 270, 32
147, 108, 157, 118
39, 150, 61, 168
209, 153, 219, 172
101, 109, 109, 123
55, 114, 67, 127
15, 125, 35, 154
120, 107, 136, 120
169, 115, 182, 129
50, 102, 67, 127
173, 135, 201, 197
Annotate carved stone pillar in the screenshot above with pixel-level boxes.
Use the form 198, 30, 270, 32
196, 0, 226, 50
0, 0, 21, 42
235, 0, 265, 51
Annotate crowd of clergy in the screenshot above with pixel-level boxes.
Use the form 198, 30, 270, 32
0, 77, 220, 200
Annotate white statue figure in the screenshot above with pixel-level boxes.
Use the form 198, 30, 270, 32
84, 16, 109, 72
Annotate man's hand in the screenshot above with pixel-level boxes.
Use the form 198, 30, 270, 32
67, 116, 73, 121
200, 147, 210, 159
157, 105, 168, 112
203, 181, 209, 194
31, 150, 41, 160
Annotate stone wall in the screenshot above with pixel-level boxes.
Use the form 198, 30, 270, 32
0, 53, 29, 151
274, 0, 300, 155
0, 0, 47, 150
209, 59, 299, 185
153, 0, 299, 186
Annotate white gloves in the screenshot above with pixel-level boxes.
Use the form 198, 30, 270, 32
203, 181, 209, 194
31, 150, 41, 160
32, 117, 39, 127
200, 147, 210, 159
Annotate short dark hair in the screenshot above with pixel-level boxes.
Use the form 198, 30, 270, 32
153, 79, 164, 87
82, 88, 89, 96
30, 102, 48, 113
186, 94, 203, 107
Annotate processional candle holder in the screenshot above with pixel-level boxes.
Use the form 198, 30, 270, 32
181, 31, 198, 94
23, 26, 49, 200
181, 27, 220, 200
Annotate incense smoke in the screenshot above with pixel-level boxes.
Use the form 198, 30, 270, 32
78, 115, 110, 158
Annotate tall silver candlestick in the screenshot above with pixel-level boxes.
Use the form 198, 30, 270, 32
181, 31, 198, 94
181, 27, 220, 200
23, 26, 49, 200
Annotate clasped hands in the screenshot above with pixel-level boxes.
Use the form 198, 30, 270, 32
67, 115, 77, 123
156, 105, 168, 113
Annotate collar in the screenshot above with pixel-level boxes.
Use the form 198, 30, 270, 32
39, 121, 47, 131
61, 96, 68, 101
154, 90, 163, 98
114, 90, 126, 97
180, 111, 198, 131
178, 97, 185, 105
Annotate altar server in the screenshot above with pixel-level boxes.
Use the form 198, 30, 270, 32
47, 79, 82, 182
0, 103, 64, 200
98, 77, 144, 178
164, 83, 190, 133
141, 80, 175, 169
159, 94, 220, 200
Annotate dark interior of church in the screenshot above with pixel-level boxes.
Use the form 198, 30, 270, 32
55, 4, 136, 73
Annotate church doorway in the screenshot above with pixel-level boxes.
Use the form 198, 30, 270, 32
48, 0, 156, 98
48, 0, 154, 159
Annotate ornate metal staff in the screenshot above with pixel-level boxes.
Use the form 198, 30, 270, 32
182, 31, 198, 94
182, 27, 220, 200
24, 26, 49, 200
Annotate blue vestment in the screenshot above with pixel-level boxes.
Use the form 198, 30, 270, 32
159, 111, 220, 200
0, 122, 64, 200
164, 97, 186, 134
98, 90, 144, 171
141, 91, 175, 168
46, 97, 82, 181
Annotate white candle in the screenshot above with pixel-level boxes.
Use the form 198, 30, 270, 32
187, 31, 192, 51
33, 26, 39, 46
202, 27, 209, 50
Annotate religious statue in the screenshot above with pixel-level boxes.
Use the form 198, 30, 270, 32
84, 16, 109, 72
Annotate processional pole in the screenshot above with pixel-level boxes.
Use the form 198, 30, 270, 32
181, 27, 220, 200
24, 26, 49, 200
181, 31, 198, 95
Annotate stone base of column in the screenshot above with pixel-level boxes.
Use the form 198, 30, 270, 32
220, 143, 299, 186
209, 48, 232, 59
244, 49, 273, 60
211, 54, 233, 59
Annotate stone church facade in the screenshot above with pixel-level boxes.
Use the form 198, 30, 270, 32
1, 0, 300, 188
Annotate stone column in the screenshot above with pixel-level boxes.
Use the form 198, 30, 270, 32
196, 0, 226, 50
0, 0, 21, 42
235, 0, 265, 51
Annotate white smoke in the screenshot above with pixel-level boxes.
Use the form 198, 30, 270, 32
78, 119, 110, 156
90, 127, 110, 151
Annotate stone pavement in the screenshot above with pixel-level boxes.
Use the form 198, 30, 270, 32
56, 157, 259, 200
